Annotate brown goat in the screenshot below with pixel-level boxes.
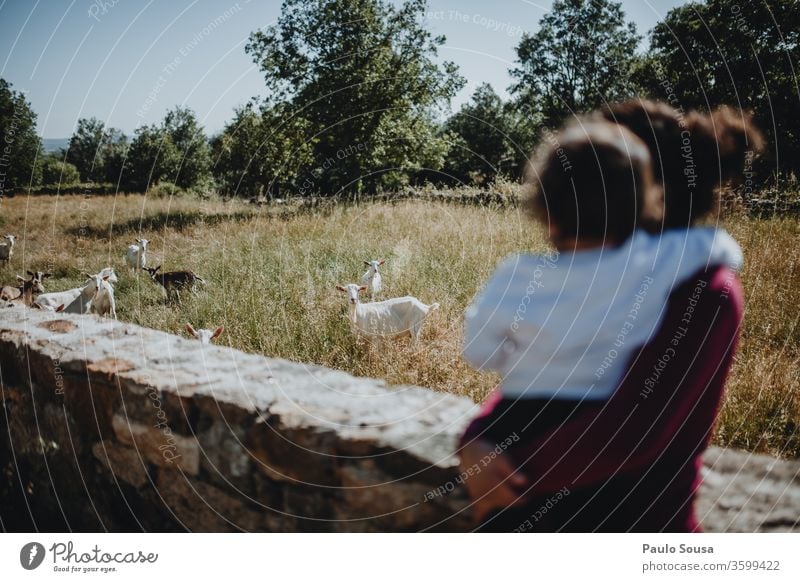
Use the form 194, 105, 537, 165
144, 265, 205, 303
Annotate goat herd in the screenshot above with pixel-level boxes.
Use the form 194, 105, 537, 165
0, 235, 441, 346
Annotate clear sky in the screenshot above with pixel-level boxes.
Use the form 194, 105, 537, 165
0, 0, 689, 138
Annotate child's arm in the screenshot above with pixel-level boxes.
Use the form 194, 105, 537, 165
462, 257, 521, 372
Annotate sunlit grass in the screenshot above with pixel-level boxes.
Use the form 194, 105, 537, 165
1, 192, 797, 457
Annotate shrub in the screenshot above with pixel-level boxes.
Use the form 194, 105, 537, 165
41, 157, 80, 186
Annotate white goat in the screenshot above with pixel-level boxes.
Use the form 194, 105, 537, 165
336, 283, 438, 343
89, 274, 116, 318
185, 323, 224, 344
36, 267, 118, 310
62, 275, 99, 314
125, 239, 149, 272
0, 235, 17, 266
360, 259, 384, 301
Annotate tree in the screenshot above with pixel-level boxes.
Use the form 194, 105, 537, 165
162, 107, 211, 189
640, 0, 800, 177
510, 0, 640, 126
65, 117, 106, 182
124, 124, 178, 192
245, 0, 464, 196
123, 107, 210, 192
443, 84, 521, 184
0, 78, 42, 194
101, 128, 129, 186
66, 118, 131, 185
41, 155, 80, 186
211, 101, 315, 197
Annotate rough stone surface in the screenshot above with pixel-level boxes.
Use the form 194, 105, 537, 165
0, 308, 797, 532
92, 440, 150, 489
696, 447, 800, 532
111, 415, 200, 475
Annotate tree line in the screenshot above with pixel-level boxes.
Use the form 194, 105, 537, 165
1, 0, 797, 199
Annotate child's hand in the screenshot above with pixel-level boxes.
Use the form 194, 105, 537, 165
459, 439, 529, 522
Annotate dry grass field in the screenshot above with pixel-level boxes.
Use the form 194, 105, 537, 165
0, 192, 797, 457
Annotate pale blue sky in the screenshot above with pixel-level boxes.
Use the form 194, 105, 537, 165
0, 0, 689, 138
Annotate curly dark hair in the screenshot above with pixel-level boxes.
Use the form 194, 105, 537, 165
526, 119, 660, 245
600, 99, 765, 228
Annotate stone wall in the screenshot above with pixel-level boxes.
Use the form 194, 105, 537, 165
0, 308, 797, 532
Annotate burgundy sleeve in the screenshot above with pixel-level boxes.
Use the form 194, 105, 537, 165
515, 266, 744, 494
459, 386, 504, 447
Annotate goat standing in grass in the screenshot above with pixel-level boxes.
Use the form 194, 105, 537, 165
360, 259, 384, 301
185, 323, 224, 344
0, 235, 17, 267
336, 283, 438, 344
144, 265, 205, 304
88, 273, 116, 318
125, 239, 149, 272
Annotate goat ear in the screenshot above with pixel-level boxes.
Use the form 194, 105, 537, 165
335, 285, 346, 292
185, 323, 198, 337
56, 304, 65, 312
27, 270, 34, 277
358, 285, 368, 292
84, 273, 93, 279
212, 326, 224, 339
379, 259, 385, 265
16, 276, 24, 282
32, 302, 42, 309
364, 261, 371, 266
43, 273, 52, 278
102, 275, 110, 281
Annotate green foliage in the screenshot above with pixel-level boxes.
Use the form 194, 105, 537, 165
101, 128, 129, 186
124, 107, 211, 192
163, 107, 211, 189
65, 118, 130, 185
0, 78, 43, 193
640, 0, 800, 176
40, 155, 80, 186
244, 0, 464, 196
210, 101, 315, 198
148, 182, 184, 199
443, 83, 539, 184
65, 117, 106, 182
125, 123, 178, 192
509, 0, 641, 126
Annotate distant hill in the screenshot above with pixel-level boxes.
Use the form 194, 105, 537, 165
42, 138, 70, 153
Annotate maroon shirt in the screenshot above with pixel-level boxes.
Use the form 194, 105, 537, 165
460, 265, 743, 532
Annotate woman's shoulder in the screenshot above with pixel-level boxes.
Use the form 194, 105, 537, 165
668, 263, 744, 313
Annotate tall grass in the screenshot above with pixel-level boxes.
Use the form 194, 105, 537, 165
1, 193, 797, 456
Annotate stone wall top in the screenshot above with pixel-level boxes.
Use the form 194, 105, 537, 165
0, 307, 797, 532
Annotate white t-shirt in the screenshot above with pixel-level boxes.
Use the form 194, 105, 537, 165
463, 228, 742, 400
